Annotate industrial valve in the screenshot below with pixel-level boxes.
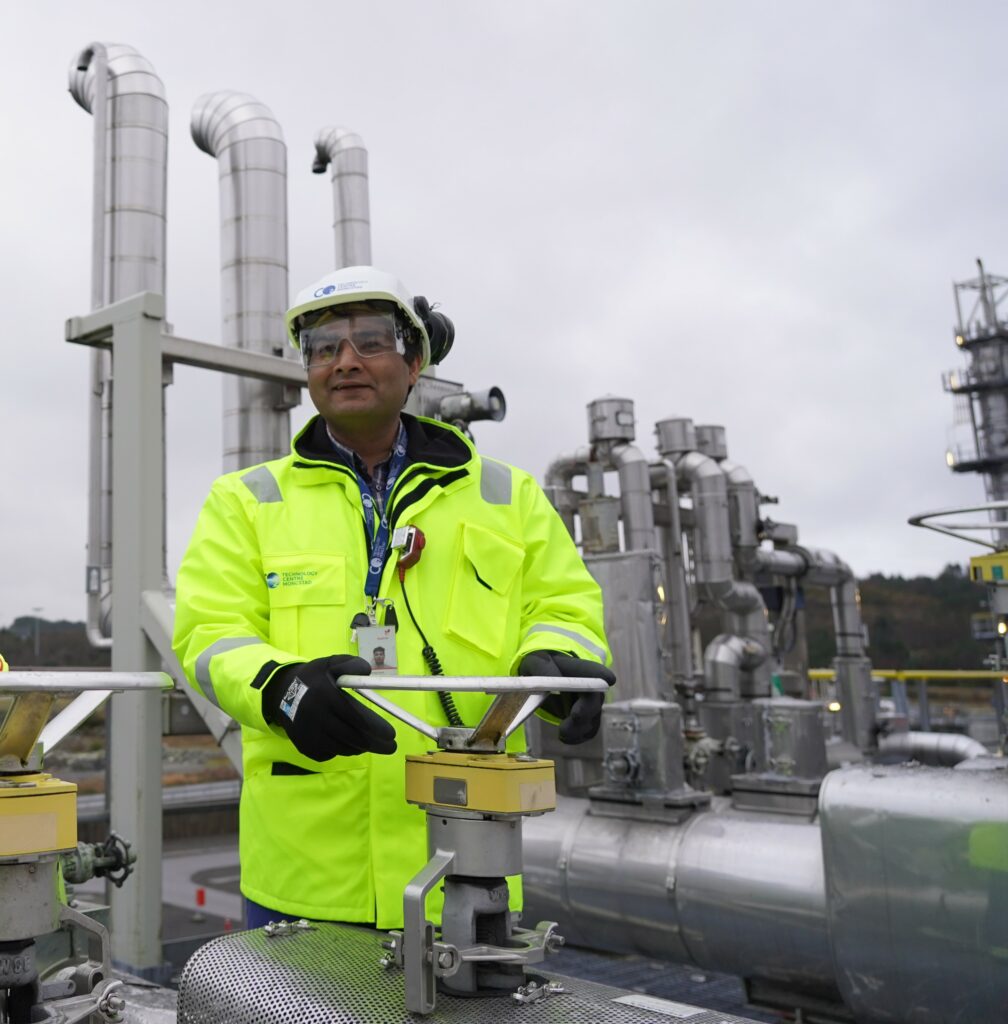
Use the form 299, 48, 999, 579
61, 831, 136, 889
0, 671, 170, 1024
335, 671, 610, 1016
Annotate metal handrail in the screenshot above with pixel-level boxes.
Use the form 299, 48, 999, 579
908, 502, 1008, 551
809, 668, 1008, 683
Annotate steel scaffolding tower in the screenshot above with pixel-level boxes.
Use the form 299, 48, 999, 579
943, 259, 1008, 541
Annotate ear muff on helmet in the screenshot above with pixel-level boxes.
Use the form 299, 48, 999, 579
413, 295, 454, 366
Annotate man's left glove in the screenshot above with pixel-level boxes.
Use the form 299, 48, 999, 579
518, 650, 616, 744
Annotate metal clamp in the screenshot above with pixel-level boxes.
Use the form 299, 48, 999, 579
513, 980, 567, 1005
263, 918, 315, 937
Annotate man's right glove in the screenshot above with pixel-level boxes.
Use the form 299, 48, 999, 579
262, 654, 397, 762
518, 650, 616, 744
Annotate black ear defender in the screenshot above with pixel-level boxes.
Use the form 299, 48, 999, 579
414, 295, 455, 365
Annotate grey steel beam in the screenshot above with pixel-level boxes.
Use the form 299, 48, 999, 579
66, 293, 305, 388
107, 294, 167, 973
140, 589, 243, 774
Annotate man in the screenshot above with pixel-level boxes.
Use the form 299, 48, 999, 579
173, 266, 613, 929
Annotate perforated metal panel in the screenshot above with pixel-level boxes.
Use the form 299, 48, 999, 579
177, 923, 766, 1023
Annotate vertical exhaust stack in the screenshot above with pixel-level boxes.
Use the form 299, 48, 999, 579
313, 126, 372, 268
191, 92, 293, 473
69, 43, 169, 647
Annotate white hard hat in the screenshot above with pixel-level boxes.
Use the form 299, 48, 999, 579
285, 266, 430, 369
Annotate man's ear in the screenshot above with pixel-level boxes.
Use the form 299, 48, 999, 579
407, 353, 422, 386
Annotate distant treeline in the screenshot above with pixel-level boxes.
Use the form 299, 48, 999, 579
804, 563, 989, 670
0, 564, 991, 672
1, 617, 111, 669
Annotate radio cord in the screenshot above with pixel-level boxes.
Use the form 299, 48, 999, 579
398, 566, 463, 728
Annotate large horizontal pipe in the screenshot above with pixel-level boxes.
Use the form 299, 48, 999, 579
523, 761, 1008, 1022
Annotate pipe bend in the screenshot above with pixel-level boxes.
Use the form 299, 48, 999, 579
793, 545, 853, 587
721, 460, 754, 487
879, 730, 988, 767
610, 442, 648, 470
675, 449, 725, 486
69, 42, 167, 112
544, 446, 592, 488
313, 126, 367, 173
698, 579, 763, 615
191, 91, 284, 156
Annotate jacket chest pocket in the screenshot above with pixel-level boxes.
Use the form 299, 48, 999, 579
443, 523, 524, 660
264, 553, 348, 657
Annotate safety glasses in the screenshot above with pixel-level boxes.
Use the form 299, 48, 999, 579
298, 308, 405, 369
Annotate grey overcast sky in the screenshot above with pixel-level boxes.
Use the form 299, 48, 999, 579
0, 0, 1001, 627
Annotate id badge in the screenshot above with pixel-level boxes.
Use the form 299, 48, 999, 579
356, 625, 398, 674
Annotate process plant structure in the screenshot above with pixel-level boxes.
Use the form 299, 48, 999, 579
944, 259, 1008, 542
3, 37, 1003, 1024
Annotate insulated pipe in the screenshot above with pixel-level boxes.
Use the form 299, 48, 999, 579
665, 446, 771, 698
719, 459, 760, 569
191, 92, 292, 473
652, 461, 698, 697
879, 730, 988, 766
543, 447, 591, 537
755, 542, 877, 749
524, 763, 1008, 1022
312, 127, 372, 268
69, 43, 169, 648
673, 451, 733, 583
523, 798, 833, 994
610, 444, 656, 551
703, 634, 766, 701
544, 447, 592, 489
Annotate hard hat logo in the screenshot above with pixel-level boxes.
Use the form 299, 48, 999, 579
313, 285, 336, 297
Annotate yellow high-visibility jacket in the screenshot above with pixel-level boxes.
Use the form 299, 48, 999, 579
172, 414, 610, 926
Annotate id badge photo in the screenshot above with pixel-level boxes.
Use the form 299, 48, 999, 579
356, 624, 398, 674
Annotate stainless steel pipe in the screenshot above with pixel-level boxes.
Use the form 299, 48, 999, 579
69, 43, 168, 648
523, 760, 1008, 1022
191, 91, 292, 473
312, 126, 372, 268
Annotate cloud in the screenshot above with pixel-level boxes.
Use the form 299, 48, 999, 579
0, 0, 1000, 628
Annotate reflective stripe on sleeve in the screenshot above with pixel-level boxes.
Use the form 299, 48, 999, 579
241, 466, 282, 504
195, 637, 261, 706
480, 458, 512, 505
525, 624, 607, 664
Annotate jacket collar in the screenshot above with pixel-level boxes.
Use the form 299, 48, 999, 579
292, 413, 475, 473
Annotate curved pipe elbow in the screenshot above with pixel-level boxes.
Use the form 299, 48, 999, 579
703, 632, 767, 700
796, 546, 853, 587
675, 451, 733, 580
698, 579, 764, 616
312, 126, 366, 174
69, 42, 166, 113
676, 449, 725, 487
612, 444, 656, 549
879, 731, 989, 767
191, 91, 284, 156
544, 446, 592, 488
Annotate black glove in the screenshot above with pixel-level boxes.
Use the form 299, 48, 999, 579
262, 654, 397, 761
518, 650, 616, 745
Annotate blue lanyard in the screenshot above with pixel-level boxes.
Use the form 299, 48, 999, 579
354, 433, 410, 599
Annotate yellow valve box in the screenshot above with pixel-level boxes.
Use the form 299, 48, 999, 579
0, 773, 77, 857
405, 752, 556, 815
969, 551, 1008, 584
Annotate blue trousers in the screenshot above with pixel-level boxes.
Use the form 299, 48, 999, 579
244, 897, 316, 929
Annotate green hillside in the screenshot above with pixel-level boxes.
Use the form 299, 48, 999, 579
804, 563, 990, 670
0, 563, 993, 673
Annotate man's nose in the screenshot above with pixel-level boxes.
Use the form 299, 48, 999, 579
329, 338, 363, 368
